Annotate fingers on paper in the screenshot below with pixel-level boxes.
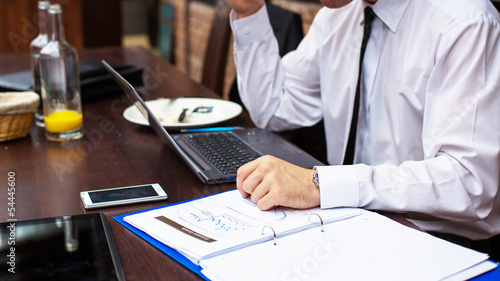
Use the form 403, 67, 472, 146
237, 155, 282, 210
236, 157, 261, 198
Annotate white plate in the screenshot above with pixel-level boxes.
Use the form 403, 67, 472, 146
123, 97, 243, 129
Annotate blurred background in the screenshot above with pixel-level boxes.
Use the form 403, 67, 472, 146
1, 0, 499, 99
0, 0, 322, 100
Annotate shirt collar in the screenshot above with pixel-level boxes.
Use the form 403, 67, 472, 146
365, 0, 411, 33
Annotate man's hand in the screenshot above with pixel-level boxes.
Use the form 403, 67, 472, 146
223, 0, 265, 19
236, 155, 321, 210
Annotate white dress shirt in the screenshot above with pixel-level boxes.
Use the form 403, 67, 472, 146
230, 0, 500, 240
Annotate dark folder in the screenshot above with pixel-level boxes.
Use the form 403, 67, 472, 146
0, 61, 143, 101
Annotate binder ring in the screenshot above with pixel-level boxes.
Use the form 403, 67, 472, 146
261, 225, 277, 245
309, 213, 324, 232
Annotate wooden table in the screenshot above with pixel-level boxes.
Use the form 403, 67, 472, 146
0, 46, 256, 281
0, 47, 418, 280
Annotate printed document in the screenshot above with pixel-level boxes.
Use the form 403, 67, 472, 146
124, 190, 363, 263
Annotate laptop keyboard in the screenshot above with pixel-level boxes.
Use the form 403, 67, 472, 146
184, 133, 260, 175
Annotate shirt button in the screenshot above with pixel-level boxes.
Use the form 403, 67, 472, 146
243, 27, 250, 34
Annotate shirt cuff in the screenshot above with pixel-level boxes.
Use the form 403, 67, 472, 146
229, 4, 272, 46
317, 165, 360, 208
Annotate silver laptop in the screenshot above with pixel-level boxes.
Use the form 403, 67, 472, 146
102, 60, 323, 184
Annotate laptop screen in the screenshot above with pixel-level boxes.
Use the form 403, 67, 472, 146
102, 60, 206, 182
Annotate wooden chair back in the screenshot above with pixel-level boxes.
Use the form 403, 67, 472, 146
201, 1, 231, 97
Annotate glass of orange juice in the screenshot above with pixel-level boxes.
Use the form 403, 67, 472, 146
40, 58, 84, 141
41, 75, 84, 141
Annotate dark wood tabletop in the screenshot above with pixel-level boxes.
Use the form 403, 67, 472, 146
0, 46, 419, 281
0, 46, 256, 281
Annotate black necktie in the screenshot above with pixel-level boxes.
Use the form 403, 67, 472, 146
343, 7, 375, 165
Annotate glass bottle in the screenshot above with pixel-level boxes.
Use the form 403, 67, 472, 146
40, 4, 83, 141
30, 0, 51, 127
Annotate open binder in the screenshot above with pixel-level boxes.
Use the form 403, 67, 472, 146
114, 190, 498, 281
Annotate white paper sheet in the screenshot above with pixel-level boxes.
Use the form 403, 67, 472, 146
200, 211, 493, 281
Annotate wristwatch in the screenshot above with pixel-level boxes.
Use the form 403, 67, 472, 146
312, 166, 320, 189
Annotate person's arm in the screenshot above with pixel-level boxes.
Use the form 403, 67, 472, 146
229, 4, 324, 131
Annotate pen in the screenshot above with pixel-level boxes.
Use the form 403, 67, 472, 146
180, 126, 244, 133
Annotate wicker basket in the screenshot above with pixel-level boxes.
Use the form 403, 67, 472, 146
0, 92, 40, 142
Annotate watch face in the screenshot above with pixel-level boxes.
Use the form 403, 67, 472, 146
313, 167, 320, 188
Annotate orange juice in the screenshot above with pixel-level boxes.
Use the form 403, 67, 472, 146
44, 110, 83, 133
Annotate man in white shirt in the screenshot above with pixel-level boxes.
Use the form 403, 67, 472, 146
225, 0, 500, 245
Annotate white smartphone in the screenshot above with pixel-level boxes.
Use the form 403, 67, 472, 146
80, 183, 167, 209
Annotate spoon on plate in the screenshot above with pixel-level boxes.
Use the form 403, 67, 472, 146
178, 108, 189, 122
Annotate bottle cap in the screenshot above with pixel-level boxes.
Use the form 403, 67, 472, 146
38, 1, 50, 10
48, 4, 62, 14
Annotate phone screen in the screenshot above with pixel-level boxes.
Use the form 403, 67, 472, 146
89, 185, 158, 203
